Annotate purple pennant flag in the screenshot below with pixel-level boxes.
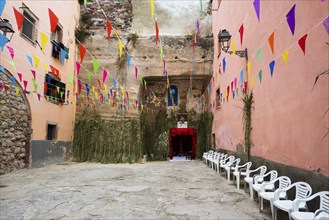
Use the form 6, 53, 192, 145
253, 0, 260, 22
321, 0, 324, 4
0, 33, 9, 51
269, 60, 275, 77
102, 69, 108, 84
196, 19, 200, 43
286, 4, 296, 35
234, 77, 237, 90
322, 16, 329, 35
222, 57, 226, 73
0, 0, 6, 16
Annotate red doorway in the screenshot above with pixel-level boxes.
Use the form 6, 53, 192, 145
169, 128, 197, 160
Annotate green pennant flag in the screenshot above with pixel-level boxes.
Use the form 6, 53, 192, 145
9, 61, 16, 71
86, 70, 91, 81
93, 58, 100, 74
236, 88, 238, 97
257, 49, 262, 65
31, 78, 38, 91
84, 0, 87, 6
258, 70, 263, 83
68, 75, 73, 85
60, 92, 64, 99
200, 0, 203, 15
143, 79, 147, 90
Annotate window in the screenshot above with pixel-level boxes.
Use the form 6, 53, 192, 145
51, 24, 63, 43
44, 74, 66, 104
168, 85, 178, 106
21, 5, 38, 44
51, 23, 69, 60
46, 123, 57, 140
216, 87, 221, 109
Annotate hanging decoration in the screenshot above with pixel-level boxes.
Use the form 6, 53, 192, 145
258, 70, 262, 83
13, 7, 24, 31
6, 45, 14, 59
0, 0, 6, 16
48, 8, 59, 33
257, 48, 262, 65
76, 61, 81, 75
135, 66, 139, 79
42, 63, 48, 73
269, 60, 275, 77
40, 32, 49, 51
106, 19, 112, 41
286, 4, 296, 35
150, 0, 154, 18
239, 23, 244, 46
118, 39, 123, 58
9, 61, 16, 71
60, 48, 67, 65
26, 55, 33, 66
33, 55, 40, 68
298, 34, 307, 54
0, 34, 8, 51
102, 69, 108, 84
31, 70, 36, 79
231, 41, 236, 55
222, 57, 226, 73
127, 55, 131, 68
17, 72, 22, 82
253, 0, 260, 22
323, 16, 329, 34
80, 44, 86, 63
92, 58, 100, 74
282, 49, 289, 66
268, 32, 275, 54
240, 70, 244, 85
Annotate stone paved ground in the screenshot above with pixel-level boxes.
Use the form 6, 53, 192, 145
0, 161, 272, 220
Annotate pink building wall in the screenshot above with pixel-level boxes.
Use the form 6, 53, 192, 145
211, 1, 329, 175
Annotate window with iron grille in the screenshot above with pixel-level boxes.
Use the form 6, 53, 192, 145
44, 74, 66, 104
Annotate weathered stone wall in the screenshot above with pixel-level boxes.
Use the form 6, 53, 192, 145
0, 71, 32, 175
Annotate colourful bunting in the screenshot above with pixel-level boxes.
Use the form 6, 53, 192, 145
0, 0, 6, 16
286, 4, 296, 35
244, 81, 248, 91
76, 61, 81, 75
31, 70, 36, 79
13, 7, 24, 31
250, 76, 255, 90
6, 45, 14, 59
17, 72, 22, 82
92, 58, 100, 74
247, 61, 252, 75
268, 32, 274, 54
222, 57, 226, 73
78, 80, 82, 94
48, 8, 59, 33
150, 0, 154, 18
42, 63, 48, 73
269, 60, 275, 77
23, 80, 28, 91
102, 69, 108, 84
11, 76, 15, 85
37, 93, 41, 101
257, 49, 262, 65
160, 43, 163, 62
80, 44, 86, 63
298, 34, 307, 55
4, 84, 8, 93
282, 49, 289, 66
239, 24, 244, 46
118, 39, 123, 58
135, 66, 139, 79
26, 55, 33, 66
49, 65, 60, 78
86, 70, 91, 81
106, 19, 112, 41
323, 16, 329, 35
127, 55, 131, 69
33, 55, 40, 68
31, 78, 38, 91
240, 70, 244, 85
15, 87, 20, 96
258, 70, 263, 83
113, 79, 117, 89
9, 61, 16, 71
253, 0, 260, 22
155, 21, 159, 45
234, 77, 237, 90
0, 33, 8, 51
231, 41, 236, 55
60, 48, 66, 65
40, 32, 49, 51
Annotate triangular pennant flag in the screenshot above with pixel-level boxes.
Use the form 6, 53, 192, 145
150, 0, 154, 18
49, 65, 60, 77
0, 66, 4, 73
56, 86, 60, 93
250, 76, 255, 90
37, 93, 41, 101
26, 55, 33, 66
80, 44, 86, 63
102, 69, 108, 84
106, 19, 112, 41
31, 78, 38, 91
269, 60, 275, 77
0, 0, 6, 16
31, 70, 36, 79
239, 24, 244, 46
15, 87, 20, 96
48, 8, 59, 33
253, 0, 260, 22
135, 66, 139, 79
84, 0, 87, 6
9, 61, 16, 71
118, 39, 123, 58
60, 48, 67, 65
42, 63, 48, 72
92, 58, 100, 74
113, 79, 117, 89
234, 77, 237, 90
86, 70, 91, 81
127, 55, 131, 69
160, 43, 163, 62
33, 55, 40, 68
17, 72, 22, 82
155, 20, 159, 45
247, 61, 252, 75
76, 61, 81, 75
298, 34, 307, 55
40, 32, 49, 51
23, 80, 28, 90
257, 49, 262, 65
244, 81, 248, 91
268, 32, 274, 54
258, 70, 262, 83
6, 45, 14, 59
222, 57, 226, 73
13, 7, 24, 31
4, 84, 8, 93
0, 33, 8, 51
286, 4, 296, 35
78, 80, 82, 94
240, 70, 244, 85
322, 16, 329, 35
231, 41, 236, 55
282, 49, 289, 66
11, 76, 15, 85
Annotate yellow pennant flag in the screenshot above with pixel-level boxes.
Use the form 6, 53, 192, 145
104, 84, 108, 93
56, 86, 60, 93
231, 41, 236, 56
282, 49, 289, 66
15, 87, 20, 96
33, 55, 40, 68
247, 61, 252, 75
40, 32, 49, 51
150, 0, 155, 18
42, 63, 48, 73
95, 92, 98, 99
250, 76, 255, 90
92, 86, 95, 93
118, 39, 123, 58
67, 84, 72, 90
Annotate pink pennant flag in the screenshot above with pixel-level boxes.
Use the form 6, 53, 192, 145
6, 45, 14, 59
23, 80, 28, 90
31, 70, 36, 79
37, 93, 41, 101
102, 69, 108, 84
17, 72, 22, 82
234, 77, 237, 90
298, 34, 307, 55
76, 61, 81, 75
135, 66, 139, 79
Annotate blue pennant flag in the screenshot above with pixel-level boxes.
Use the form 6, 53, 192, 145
0, 33, 9, 51
269, 60, 275, 77
127, 55, 131, 69
113, 79, 117, 90
0, 66, 5, 73
60, 48, 67, 65
11, 76, 16, 85
26, 55, 33, 66
240, 70, 244, 84
223, 57, 226, 73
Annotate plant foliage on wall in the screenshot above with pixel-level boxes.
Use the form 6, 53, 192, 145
242, 91, 254, 162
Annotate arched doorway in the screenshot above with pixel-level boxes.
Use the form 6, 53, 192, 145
0, 68, 32, 174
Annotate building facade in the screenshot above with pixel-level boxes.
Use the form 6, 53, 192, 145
210, 0, 328, 182
0, 1, 80, 173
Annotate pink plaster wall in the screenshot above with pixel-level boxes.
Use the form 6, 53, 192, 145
211, 0, 329, 175
1, 1, 80, 141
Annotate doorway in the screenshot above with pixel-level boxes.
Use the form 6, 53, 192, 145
169, 128, 196, 160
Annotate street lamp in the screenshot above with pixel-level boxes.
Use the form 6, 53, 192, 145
0, 19, 15, 42
218, 29, 248, 60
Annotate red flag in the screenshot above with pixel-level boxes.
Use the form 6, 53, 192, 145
268, 32, 274, 54
106, 19, 112, 41
13, 7, 24, 31
239, 24, 244, 46
155, 21, 159, 45
80, 44, 86, 63
244, 81, 248, 91
49, 65, 60, 78
48, 8, 59, 33
298, 34, 308, 55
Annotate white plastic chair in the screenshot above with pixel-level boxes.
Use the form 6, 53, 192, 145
205, 151, 214, 167
244, 165, 267, 198
210, 152, 219, 170
273, 182, 312, 220
224, 157, 241, 182
219, 155, 235, 173
259, 176, 292, 220
233, 161, 252, 189
291, 191, 329, 220
253, 170, 278, 200
214, 153, 227, 173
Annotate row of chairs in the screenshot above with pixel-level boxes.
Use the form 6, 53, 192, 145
202, 150, 329, 220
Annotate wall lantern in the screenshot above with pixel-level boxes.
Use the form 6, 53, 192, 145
0, 19, 15, 42
218, 29, 248, 60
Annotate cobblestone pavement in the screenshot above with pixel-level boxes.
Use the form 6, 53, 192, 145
0, 161, 272, 220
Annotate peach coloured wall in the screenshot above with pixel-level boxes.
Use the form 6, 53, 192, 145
0, 1, 80, 141
210, 1, 329, 175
